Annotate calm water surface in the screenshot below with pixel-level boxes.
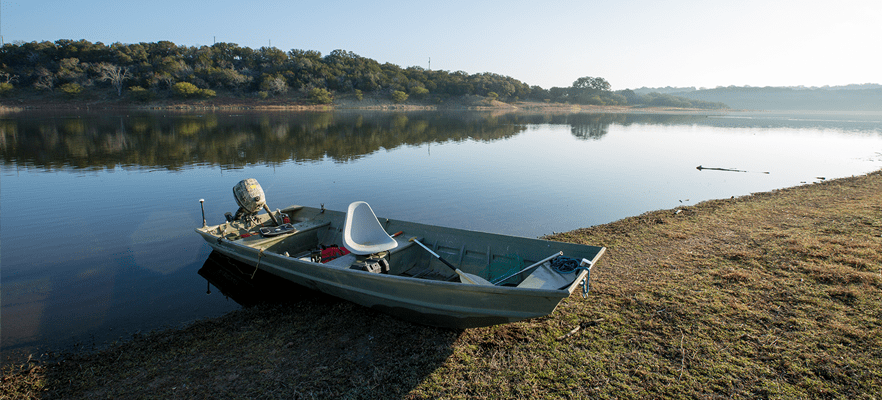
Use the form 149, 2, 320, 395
2, 110, 881, 362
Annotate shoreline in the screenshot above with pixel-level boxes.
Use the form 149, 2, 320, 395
3, 170, 881, 398
0, 95, 728, 114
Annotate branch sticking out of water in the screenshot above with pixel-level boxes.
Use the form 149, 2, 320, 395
697, 165, 770, 174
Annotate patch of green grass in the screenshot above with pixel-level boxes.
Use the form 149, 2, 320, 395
0, 358, 45, 399
413, 171, 882, 399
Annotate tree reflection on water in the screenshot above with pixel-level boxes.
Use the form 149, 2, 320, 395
1, 111, 715, 171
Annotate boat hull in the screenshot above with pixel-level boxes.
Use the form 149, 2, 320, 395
196, 206, 604, 329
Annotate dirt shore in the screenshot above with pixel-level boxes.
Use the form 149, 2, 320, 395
0, 94, 722, 114
3, 171, 879, 399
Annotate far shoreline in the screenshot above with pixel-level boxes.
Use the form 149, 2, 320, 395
0, 94, 731, 114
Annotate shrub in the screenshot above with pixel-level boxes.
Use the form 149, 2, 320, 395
308, 88, 333, 104
258, 91, 269, 99
129, 86, 154, 101
486, 92, 499, 101
172, 82, 200, 98
59, 83, 83, 97
171, 82, 214, 99
391, 90, 408, 103
260, 75, 288, 94
0, 82, 14, 97
409, 87, 429, 99
585, 95, 604, 105
354, 89, 363, 100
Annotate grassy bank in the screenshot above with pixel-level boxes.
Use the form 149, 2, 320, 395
3, 171, 881, 399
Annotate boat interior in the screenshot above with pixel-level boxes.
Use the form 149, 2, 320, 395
199, 201, 589, 290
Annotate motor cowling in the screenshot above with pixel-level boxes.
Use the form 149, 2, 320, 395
230, 178, 282, 226
233, 178, 267, 214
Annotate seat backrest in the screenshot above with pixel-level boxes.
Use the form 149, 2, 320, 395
343, 201, 398, 255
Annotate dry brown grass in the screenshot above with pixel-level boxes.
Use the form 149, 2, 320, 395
3, 171, 881, 399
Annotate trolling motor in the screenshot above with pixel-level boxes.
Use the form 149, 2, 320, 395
230, 178, 281, 226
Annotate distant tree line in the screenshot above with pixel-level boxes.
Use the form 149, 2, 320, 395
0, 39, 726, 109
671, 86, 882, 111
631, 84, 882, 111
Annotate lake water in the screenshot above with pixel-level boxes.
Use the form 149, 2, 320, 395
2, 110, 881, 363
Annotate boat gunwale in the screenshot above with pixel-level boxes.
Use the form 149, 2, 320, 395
196, 205, 604, 294
199, 230, 582, 297
195, 203, 606, 327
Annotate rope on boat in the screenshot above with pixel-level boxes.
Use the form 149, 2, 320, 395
251, 249, 265, 279
551, 256, 580, 273
551, 256, 593, 298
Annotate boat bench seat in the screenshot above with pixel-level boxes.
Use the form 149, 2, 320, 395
291, 219, 332, 233
246, 220, 332, 251
389, 237, 417, 254
322, 254, 358, 268
516, 263, 573, 290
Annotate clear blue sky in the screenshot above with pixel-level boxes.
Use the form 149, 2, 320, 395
3, 0, 879, 90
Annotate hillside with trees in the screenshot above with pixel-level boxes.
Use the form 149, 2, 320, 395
0, 40, 725, 109
632, 84, 882, 111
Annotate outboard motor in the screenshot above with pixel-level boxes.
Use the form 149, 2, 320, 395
231, 178, 280, 225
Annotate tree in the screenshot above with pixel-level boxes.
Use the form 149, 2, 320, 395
573, 76, 611, 91
391, 90, 408, 103
409, 86, 429, 99
260, 74, 288, 94
172, 82, 200, 98
548, 87, 569, 102
569, 76, 614, 105
171, 82, 215, 99
203, 67, 251, 90
0, 72, 18, 96
33, 67, 56, 91
57, 58, 85, 83
198, 88, 217, 99
0, 82, 13, 96
129, 86, 154, 101
152, 72, 176, 90
258, 47, 288, 69
308, 88, 333, 104
59, 83, 83, 97
96, 63, 132, 96
0, 39, 561, 103
0, 72, 19, 84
